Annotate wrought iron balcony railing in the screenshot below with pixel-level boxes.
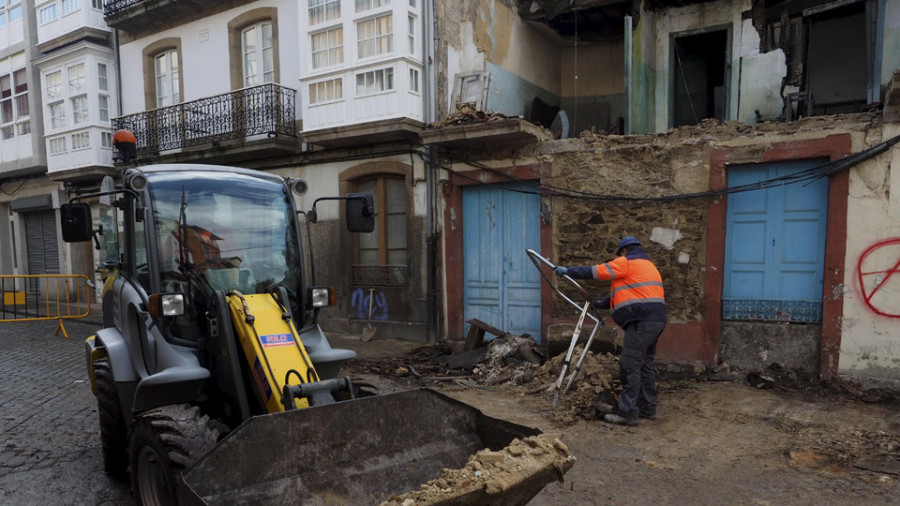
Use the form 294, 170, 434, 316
103, 0, 143, 17
112, 83, 296, 156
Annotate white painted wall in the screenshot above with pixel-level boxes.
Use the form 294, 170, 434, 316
37, 44, 117, 174
297, 0, 424, 131
118, 0, 300, 116
35, 0, 109, 46
0, 7, 24, 48
444, 1, 560, 102
840, 125, 900, 385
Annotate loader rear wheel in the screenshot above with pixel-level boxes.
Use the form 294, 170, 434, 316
129, 405, 219, 506
94, 358, 128, 482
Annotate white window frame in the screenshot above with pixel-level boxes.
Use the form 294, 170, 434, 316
68, 63, 86, 95
155, 49, 179, 107
71, 94, 88, 125
1, 67, 28, 140
49, 136, 67, 154
357, 14, 393, 59
355, 67, 394, 96
49, 101, 66, 130
71, 131, 90, 150
61, 0, 79, 16
408, 15, 416, 55
7, 4, 21, 22
355, 0, 388, 13
242, 22, 274, 87
91, 0, 102, 9
40, 4, 57, 24
46, 71, 62, 100
409, 68, 419, 94
308, 0, 340, 25
98, 63, 108, 91
310, 27, 343, 70
451, 71, 490, 111
308, 78, 343, 105
101, 130, 112, 148
99, 95, 109, 122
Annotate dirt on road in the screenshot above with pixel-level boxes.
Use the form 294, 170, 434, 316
339, 337, 900, 505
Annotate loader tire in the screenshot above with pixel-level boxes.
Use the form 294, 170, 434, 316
129, 404, 219, 506
94, 358, 128, 482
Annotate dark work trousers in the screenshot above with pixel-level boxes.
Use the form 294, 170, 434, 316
617, 320, 666, 420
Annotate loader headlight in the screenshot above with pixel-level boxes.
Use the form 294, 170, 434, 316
149, 293, 185, 317
308, 287, 335, 308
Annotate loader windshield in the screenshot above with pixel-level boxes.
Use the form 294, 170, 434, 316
145, 171, 301, 309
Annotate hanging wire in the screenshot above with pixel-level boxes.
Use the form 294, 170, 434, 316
572, 0, 578, 130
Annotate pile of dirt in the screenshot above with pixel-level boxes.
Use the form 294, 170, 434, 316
378, 434, 576, 506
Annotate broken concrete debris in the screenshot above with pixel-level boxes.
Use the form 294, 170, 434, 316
378, 433, 576, 506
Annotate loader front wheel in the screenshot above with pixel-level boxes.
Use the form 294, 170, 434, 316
129, 405, 219, 506
94, 358, 128, 481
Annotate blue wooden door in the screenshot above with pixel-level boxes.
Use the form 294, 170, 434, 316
463, 184, 542, 342
723, 159, 829, 321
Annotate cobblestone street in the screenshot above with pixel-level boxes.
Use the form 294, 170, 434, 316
0, 318, 130, 505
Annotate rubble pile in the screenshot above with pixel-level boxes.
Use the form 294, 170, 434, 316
379, 434, 576, 506
429, 103, 517, 128
467, 335, 621, 422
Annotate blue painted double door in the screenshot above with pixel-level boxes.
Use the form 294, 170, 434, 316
724, 159, 829, 322
462, 184, 542, 342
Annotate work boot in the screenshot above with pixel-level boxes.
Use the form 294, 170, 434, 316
639, 412, 657, 421
603, 413, 638, 426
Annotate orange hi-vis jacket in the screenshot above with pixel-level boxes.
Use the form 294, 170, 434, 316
567, 249, 666, 327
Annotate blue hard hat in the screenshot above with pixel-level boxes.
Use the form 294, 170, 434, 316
616, 236, 641, 254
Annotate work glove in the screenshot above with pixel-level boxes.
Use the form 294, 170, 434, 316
554, 266, 568, 276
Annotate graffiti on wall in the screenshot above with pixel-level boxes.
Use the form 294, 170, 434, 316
856, 238, 900, 318
351, 288, 389, 321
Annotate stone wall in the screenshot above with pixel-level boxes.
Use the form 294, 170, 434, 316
548, 132, 714, 323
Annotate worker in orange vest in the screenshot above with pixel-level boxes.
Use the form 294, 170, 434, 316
555, 236, 667, 426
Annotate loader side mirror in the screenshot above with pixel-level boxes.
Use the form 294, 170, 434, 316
345, 193, 374, 233
60, 203, 93, 243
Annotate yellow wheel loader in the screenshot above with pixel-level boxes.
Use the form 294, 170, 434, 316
61, 164, 573, 505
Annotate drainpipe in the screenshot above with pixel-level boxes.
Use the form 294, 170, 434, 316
423, 0, 438, 341
114, 29, 123, 121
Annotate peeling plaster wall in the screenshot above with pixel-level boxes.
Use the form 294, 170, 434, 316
440, 0, 623, 130
441, 0, 560, 118
885, 0, 900, 91
839, 124, 900, 385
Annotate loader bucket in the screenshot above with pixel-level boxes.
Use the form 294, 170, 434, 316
177, 388, 574, 506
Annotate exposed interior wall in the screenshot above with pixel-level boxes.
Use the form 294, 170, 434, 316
560, 40, 626, 135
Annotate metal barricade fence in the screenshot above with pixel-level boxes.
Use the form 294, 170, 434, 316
0, 274, 93, 338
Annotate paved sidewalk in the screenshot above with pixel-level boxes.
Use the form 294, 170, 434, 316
0, 318, 130, 506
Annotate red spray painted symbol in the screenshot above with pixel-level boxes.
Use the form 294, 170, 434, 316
856, 238, 900, 318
